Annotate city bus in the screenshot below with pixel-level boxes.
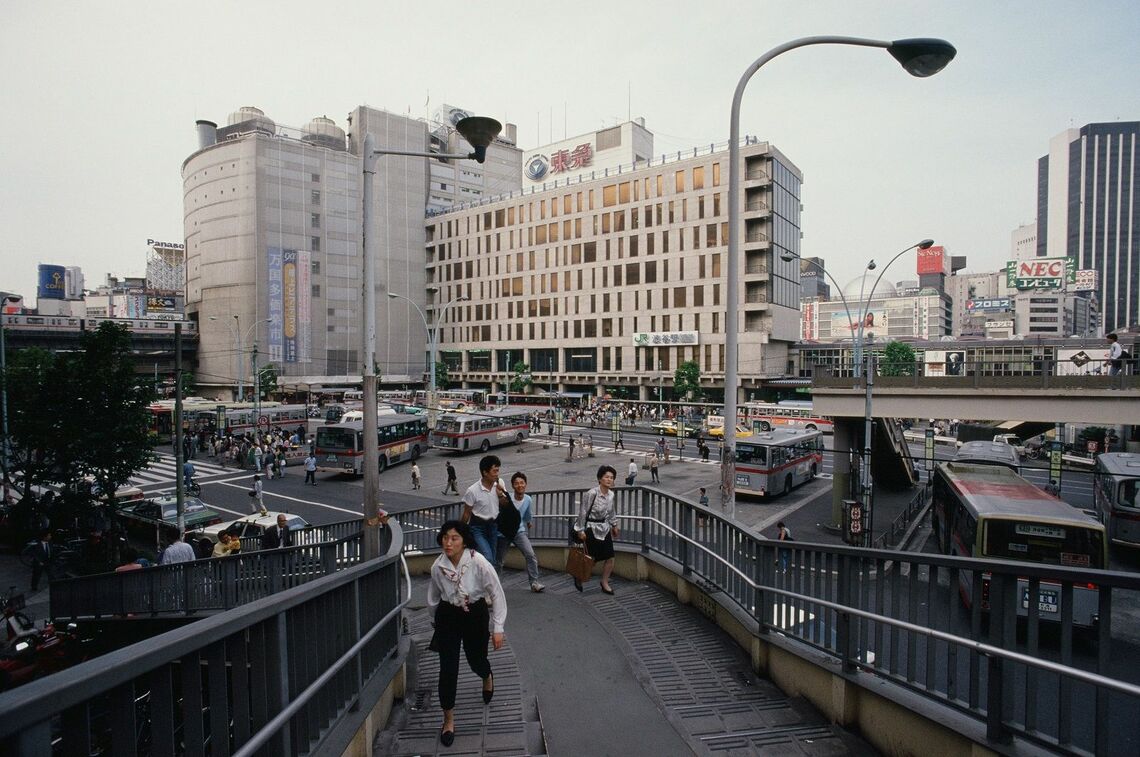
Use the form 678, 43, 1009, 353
413, 388, 488, 410
1093, 452, 1140, 548
733, 428, 823, 498
931, 461, 1107, 628
742, 401, 835, 434
146, 400, 299, 440
953, 440, 1021, 471
432, 408, 532, 453
313, 416, 429, 475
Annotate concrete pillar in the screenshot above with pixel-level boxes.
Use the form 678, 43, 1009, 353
831, 419, 858, 529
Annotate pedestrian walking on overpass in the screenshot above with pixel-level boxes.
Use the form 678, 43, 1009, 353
573, 465, 620, 595
429, 519, 506, 747
496, 471, 545, 592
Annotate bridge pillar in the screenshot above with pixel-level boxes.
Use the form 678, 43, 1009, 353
830, 420, 858, 530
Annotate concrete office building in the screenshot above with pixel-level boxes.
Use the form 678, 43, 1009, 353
1010, 222, 1037, 262
945, 270, 1009, 337
182, 105, 520, 397
1036, 121, 1140, 332
799, 276, 951, 344
798, 257, 831, 300
1013, 291, 1091, 337
424, 138, 804, 402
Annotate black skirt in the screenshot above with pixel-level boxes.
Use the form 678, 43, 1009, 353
584, 529, 615, 561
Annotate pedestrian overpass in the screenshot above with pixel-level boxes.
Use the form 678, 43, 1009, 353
3, 489, 1139, 756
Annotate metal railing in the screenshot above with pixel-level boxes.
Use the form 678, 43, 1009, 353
0, 523, 407, 757
813, 358, 1140, 390
396, 488, 1140, 755
51, 522, 368, 620
871, 484, 928, 549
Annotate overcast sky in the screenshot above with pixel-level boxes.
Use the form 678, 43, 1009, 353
2, 0, 1138, 302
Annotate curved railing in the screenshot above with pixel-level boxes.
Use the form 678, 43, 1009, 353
398, 486, 1140, 755
50, 519, 367, 620
0, 523, 407, 757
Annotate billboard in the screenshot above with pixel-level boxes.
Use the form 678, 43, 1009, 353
1072, 269, 1098, 292
964, 297, 1011, 313
916, 246, 948, 275
830, 308, 886, 341
1056, 348, 1101, 376
267, 247, 311, 364
37, 264, 66, 300
1006, 257, 1076, 290
802, 301, 816, 341
924, 349, 965, 377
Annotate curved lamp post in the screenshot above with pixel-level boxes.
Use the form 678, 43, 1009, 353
209, 315, 271, 402
362, 116, 501, 558
388, 289, 469, 432
783, 239, 933, 540
723, 36, 955, 515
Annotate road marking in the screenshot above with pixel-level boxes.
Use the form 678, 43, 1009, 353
213, 479, 362, 516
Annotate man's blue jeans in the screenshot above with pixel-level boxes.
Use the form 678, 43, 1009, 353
469, 517, 498, 564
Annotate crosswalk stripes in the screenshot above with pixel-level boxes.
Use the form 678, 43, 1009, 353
131, 454, 234, 487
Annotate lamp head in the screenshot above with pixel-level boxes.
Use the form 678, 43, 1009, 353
918, 239, 935, 249
888, 38, 956, 78
455, 116, 502, 163
386, 293, 397, 299
867, 260, 878, 271
779, 251, 796, 263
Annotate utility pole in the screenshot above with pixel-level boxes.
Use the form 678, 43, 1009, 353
252, 343, 260, 425
174, 322, 185, 534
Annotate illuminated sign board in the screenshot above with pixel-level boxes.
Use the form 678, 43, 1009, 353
632, 330, 699, 347
1072, 269, 1098, 292
525, 142, 594, 182
147, 238, 185, 250
1006, 257, 1076, 290
965, 297, 1011, 313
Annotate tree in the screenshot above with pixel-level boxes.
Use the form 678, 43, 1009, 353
881, 341, 917, 376
673, 360, 702, 400
5, 347, 76, 496
69, 322, 157, 514
433, 361, 451, 390
180, 370, 197, 397
258, 363, 278, 399
509, 361, 533, 394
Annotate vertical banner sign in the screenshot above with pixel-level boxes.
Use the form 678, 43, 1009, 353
1048, 441, 1064, 486
611, 416, 620, 445
925, 428, 935, 471
555, 409, 564, 442
268, 247, 312, 364
267, 247, 284, 362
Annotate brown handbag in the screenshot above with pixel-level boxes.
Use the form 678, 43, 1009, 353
565, 544, 595, 582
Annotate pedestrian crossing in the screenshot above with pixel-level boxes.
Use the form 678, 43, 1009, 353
130, 454, 237, 488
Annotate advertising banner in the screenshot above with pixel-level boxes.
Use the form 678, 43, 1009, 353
1056, 348, 1101, 376
829, 308, 886, 341
268, 247, 312, 365
965, 297, 1011, 313
37, 264, 66, 300
1006, 257, 1076, 290
802, 301, 816, 340
924, 349, 966, 377
916, 246, 948, 275
1072, 269, 1098, 292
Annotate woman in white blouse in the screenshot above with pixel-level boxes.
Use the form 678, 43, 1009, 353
428, 520, 507, 746
574, 465, 621, 595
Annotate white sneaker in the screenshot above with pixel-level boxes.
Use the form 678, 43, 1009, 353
530, 582, 546, 593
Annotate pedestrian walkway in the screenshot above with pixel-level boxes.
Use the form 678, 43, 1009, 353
377, 568, 872, 755
130, 453, 232, 488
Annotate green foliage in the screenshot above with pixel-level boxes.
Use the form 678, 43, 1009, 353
673, 360, 702, 400
258, 363, 278, 399
881, 342, 917, 376
509, 361, 533, 394
180, 370, 197, 397
5, 324, 157, 518
434, 361, 451, 390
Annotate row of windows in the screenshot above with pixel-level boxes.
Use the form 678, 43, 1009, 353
450, 344, 726, 375
448, 304, 723, 343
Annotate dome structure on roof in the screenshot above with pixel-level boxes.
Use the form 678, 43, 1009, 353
842, 273, 896, 299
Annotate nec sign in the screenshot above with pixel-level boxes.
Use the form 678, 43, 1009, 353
1005, 257, 1076, 290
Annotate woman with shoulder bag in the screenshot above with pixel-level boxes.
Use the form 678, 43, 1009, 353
573, 465, 620, 595
427, 520, 506, 747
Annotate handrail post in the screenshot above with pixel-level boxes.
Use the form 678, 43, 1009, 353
836, 553, 855, 672
640, 487, 650, 554
679, 497, 692, 576
266, 612, 293, 755
985, 573, 1013, 744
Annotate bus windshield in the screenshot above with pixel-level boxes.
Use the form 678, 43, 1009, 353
984, 519, 1106, 569
316, 427, 358, 452
735, 444, 767, 465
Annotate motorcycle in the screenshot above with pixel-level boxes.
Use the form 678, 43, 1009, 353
0, 588, 90, 691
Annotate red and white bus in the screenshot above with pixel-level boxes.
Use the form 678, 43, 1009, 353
314, 416, 430, 475
733, 428, 823, 498
432, 408, 531, 453
743, 401, 834, 434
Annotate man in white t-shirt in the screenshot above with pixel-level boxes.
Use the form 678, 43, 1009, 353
627, 458, 638, 486
1106, 333, 1124, 376
462, 455, 505, 563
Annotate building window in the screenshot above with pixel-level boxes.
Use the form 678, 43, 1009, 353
311, 190, 321, 204
673, 287, 686, 308
311, 213, 321, 229
311, 236, 320, 252
692, 165, 705, 190
311, 260, 320, 274
312, 173, 320, 182
312, 284, 321, 297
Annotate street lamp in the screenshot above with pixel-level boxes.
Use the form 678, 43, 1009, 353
362, 116, 501, 558
387, 289, 468, 432
723, 36, 955, 516
209, 315, 270, 402
782, 239, 933, 542
1, 294, 22, 496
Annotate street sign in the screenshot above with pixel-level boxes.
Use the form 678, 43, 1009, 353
924, 428, 935, 471
1048, 440, 1064, 487
843, 499, 863, 544
257, 415, 270, 430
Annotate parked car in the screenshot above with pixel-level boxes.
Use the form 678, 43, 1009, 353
119, 495, 223, 543
707, 424, 752, 439
196, 511, 311, 545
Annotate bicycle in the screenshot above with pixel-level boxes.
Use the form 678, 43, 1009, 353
185, 478, 202, 497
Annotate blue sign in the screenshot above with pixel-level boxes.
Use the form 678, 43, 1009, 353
37, 264, 66, 300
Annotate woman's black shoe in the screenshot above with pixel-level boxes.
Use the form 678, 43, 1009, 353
573, 578, 583, 592
601, 585, 615, 595
440, 727, 455, 746
483, 673, 494, 704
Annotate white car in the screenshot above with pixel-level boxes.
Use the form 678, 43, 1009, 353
197, 511, 311, 544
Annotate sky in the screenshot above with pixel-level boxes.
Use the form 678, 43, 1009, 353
2, 0, 1139, 302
